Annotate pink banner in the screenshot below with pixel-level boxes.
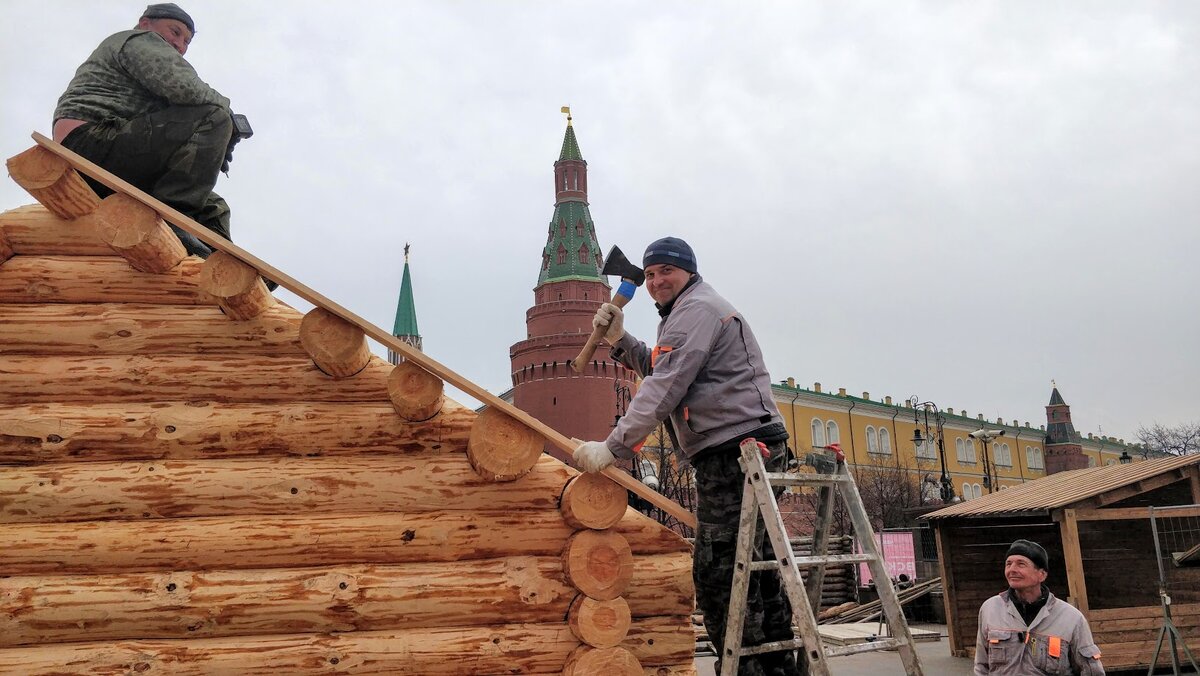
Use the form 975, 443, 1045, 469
857, 531, 917, 586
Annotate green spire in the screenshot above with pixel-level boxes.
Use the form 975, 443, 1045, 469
537, 202, 605, 286
391, 244, 421, 357
559, 108, 583, 161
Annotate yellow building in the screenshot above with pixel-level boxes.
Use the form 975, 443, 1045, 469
771, 379, 1138, 502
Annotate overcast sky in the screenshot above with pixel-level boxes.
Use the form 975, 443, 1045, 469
2, 1, 1197, 443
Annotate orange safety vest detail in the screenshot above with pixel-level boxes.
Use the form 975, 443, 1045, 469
650, 345, 674, 368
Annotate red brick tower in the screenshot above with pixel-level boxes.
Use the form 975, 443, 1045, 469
1044, 385, 1089, 474
509, 112, 637, 461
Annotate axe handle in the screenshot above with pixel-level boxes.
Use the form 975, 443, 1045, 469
571, 291, 633, 373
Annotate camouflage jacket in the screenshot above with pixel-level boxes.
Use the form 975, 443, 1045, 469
54, 29, 229, 124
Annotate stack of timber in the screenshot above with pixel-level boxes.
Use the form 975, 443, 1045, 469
819, 576, 943, 624
0, 144, 697, 675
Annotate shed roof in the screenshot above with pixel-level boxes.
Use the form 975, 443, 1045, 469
924, 453, 1200, 520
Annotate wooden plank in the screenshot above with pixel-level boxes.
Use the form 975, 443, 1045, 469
0, 353, 393, 404
30, 132, 697, 529
1070, 505, 1200, 522
0, 615, 689, 674
0, 303, 305, 355
0, 509, 690, 575
818, 624, 940, 646
0, 553, 692, 647
934, 525, 963, 654
1089, 470, 1187, 508
0, 453, 575, 523
0, 204, 112, 255
1090, 602, 1200, 621
1189, 464, 1200, 503
1058, 509, 1089, 613
0, 255, 211, 304
0, 400, 474, 465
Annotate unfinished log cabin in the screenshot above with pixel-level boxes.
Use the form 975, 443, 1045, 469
924, 454, 1200, 672
0, 138, 698, 675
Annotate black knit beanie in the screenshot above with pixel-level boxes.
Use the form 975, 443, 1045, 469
643, 237, 697, 273
142, 3, 196, 34
1007, 539, 1049, 570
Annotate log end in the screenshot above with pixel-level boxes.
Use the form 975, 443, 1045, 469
7, 146, 100, 219
562, 530, 634, 601
561, 473, 628, 530
466, 408, 544, 482
96, 194, 185, 273
387, 360, 444, 421
299, 307, 371, 378
7, 146, 67, 190
568, 594, 631, 648
563, 645, 642, 676
199, 250, 275, 320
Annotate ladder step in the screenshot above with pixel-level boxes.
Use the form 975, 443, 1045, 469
737, 638, 808, 657
763, 472, 847, 486
750, 552, 876, 571
824, 637, 905, 658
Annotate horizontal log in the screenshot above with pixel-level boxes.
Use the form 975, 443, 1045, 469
0, 204, 112, 255
95, 193, 186, 273
0, 453, 573, 523
0, 255, 212, 304
6, 146, 100, 219
0, 303, 305, 355
0, 400, 474, 464
0, 228, 11, 264
300, 307, 370, 378
0, 509, 690, 574
0, 353, 395, 403
0, 616, 688, 674
0, 553, 692, 647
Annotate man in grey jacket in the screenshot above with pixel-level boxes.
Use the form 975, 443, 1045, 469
53, 3, 234, 257
574, 237, 802, 676
974, 539, 1104, 675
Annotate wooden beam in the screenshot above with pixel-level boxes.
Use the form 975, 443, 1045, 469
1068, 505, 1200, 522
1089, 470, 1186, 508
934, 525, 962, 654
0, 400, 472, 465
6, 146, 100, 219
94, 193, 185, 273
199, 250, 274, 320
0, 228, 12, 265
0, 554, 690, 647
0, 615, 690, 675
1058, 509, 1089, 613
30, 132, 697, 529
0, 303, 305, 355
0, 255, 211, 304
299, 307, 370, 377
0, 509, 690, 575
0, 354, 392, 404
0, 453, 574, 523
0, 205, 111, 256
387, 360, 444, 422
1189, 465, 1200, 503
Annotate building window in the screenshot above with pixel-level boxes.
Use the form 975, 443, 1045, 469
576, 220, 585, 236
962, 482, 983, 500
964, 438, 976, 463
916, 437, 936, 460
866, 427, 879, 454
955, 438, 968, 463
559, 221, 566, 238
1027, 447, 1044, 470
578, 244, 589, 263
1105, 458, 1116, 466
994, 442, 1012, 467
811, 418, 825, 448
542, 254, 549, 270
1088, 455, 1097, 468
557, 245, 567, 265
826, 421, 840, 445
878, 427, 891, 455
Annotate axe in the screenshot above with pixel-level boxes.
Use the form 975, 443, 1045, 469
571, 245, 644, 372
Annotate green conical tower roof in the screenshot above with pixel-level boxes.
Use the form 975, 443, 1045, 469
390, 244, 422, 360
538, 112, 605, 287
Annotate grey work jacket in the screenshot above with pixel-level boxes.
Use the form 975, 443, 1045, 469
605, 276, 782, 460
974, 589, 1104, 675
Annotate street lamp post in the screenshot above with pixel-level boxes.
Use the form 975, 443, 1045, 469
908, 397, 956, 504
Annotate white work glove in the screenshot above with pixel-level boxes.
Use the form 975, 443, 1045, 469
592, 302, 625, 345
574, 440, 616, 473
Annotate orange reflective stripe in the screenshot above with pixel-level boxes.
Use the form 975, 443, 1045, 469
632, 440, 645, 453
1048, 636, 1061, 658
683, 406, 689, 421
650, 345, 674, 368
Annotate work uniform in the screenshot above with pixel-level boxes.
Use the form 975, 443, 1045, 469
607, 275, 802, 676
974, 588, 1105, 675
54, 29, 233, 254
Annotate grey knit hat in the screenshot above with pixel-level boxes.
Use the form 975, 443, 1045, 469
142, 3, 195, 34
643, 236, 697, 273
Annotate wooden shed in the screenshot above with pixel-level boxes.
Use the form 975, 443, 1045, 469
924, 454, 1200, 672
0, 139, 697, 674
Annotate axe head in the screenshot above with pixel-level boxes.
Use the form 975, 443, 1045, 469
601, 245, 645, 286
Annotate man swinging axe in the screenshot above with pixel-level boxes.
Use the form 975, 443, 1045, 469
573, 237, 803, 676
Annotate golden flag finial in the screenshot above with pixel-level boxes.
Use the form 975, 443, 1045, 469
404, 242, 410, 263
1051, 378, 1057, 388
561, 105, 572, 125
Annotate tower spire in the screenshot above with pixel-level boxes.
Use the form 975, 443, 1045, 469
389, 242, 422, 363
540, 111, 602, 286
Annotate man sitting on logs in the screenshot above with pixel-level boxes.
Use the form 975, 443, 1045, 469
574, 237, 803, 676
51, 3, 239, 258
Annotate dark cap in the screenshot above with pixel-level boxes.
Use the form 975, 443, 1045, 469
643, 236, 697, 273
1007, 539, 1049, 570
142, 3, 195, 34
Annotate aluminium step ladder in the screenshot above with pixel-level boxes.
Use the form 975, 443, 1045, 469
719, 439, 924, 676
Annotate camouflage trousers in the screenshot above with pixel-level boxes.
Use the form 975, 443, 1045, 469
693, 439, 805, 675
62, 104, 232, 258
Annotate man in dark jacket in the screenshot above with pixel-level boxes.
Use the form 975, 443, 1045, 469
52, 3, 234, 257
574, 237, 802, 675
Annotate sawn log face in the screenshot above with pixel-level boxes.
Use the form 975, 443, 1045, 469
0, 255, 212, 304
